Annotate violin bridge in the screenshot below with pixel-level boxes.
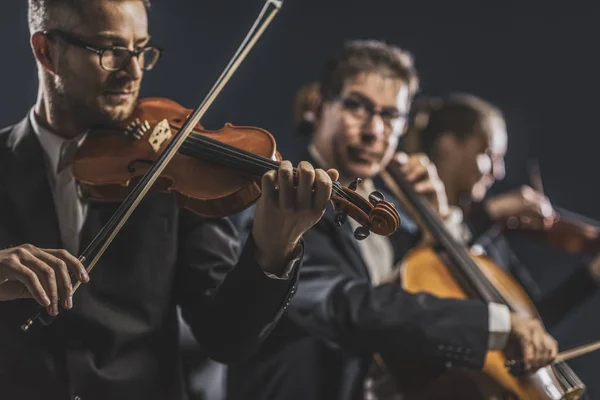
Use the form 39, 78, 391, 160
148, 119, 173, 152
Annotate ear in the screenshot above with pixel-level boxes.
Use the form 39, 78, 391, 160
31, 32, 58, 74
435, 131, 460, 154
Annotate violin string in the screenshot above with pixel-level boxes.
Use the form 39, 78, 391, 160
180, 132, 372, 214
179, 140, 368, 216
81, 132, 369, 265
180, 138, 352, 206
182, 133, 349, 197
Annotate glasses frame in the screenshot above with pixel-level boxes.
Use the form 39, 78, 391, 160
330, 95, 409, 136
41, 29, 163, 72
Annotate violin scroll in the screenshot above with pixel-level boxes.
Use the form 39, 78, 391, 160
330, 179, 401, 239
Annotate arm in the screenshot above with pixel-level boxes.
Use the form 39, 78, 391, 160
176, 160, 336, 364
176, 210, 301, 364
285, 221, 492, 369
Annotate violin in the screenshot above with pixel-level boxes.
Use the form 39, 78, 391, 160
504, 205, 600, 255
72, 97, 400, 237
375, 165, 586, 399
20, 0, 401, 331
503, 159, 600, 255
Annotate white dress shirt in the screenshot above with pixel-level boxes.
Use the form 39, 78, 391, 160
308, 144, 511, 350
30, 109, 88, 256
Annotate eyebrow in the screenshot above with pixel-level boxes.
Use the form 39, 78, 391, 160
95, 31, 151, 45
346, 91, 401, 111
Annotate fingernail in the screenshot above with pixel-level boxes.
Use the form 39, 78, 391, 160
53, 305, 58, 316
43, 295, 51, 307
64, 297, 72, 309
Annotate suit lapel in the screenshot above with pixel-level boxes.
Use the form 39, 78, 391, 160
0, 117, 61, 249
298, 149, 422, 277
298, 150, 369, 276
321, 207, 370, 277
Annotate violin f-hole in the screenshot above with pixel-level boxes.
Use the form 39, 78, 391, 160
128, 159, 154, 173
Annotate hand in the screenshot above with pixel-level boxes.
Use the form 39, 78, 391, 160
252, 161, 339, 275
505, 313, 558, 373
484, 185, 555, 231
0, 244, 89, 315
389, 152, 449, 218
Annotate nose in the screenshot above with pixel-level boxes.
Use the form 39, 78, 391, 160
121, 54, 143, 80
362, 114, 385, 140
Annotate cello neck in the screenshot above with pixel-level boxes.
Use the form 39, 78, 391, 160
382, 165, 506, 305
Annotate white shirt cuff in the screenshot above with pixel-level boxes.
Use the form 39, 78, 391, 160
487, 302, 511, 350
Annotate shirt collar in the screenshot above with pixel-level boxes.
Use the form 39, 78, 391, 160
29, 108, 87, 176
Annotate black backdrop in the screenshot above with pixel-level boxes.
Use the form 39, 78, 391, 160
2, 0, 600, 396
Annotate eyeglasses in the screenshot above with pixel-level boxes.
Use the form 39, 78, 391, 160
331, 96, 408, 134
42, 30, 162, 72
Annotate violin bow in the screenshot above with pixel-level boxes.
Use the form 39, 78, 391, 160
506, 339, 600, 371
22, 0, 284, 331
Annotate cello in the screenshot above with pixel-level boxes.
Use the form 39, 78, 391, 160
374, 164, 586, 399
19, 0, 401, 330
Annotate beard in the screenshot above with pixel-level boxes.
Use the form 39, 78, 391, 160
52, 69, 139, 131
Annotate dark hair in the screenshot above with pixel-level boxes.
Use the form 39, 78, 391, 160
403, 93, 504, 157
319, 39, 419, 102
29, 0, 151, 33
294, 40, 418, 136
292, 81, 321, 136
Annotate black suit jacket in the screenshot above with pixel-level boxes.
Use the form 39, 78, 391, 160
0, 116, 300, 400
226, 153, 492, 400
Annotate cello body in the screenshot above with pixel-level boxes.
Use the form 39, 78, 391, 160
378, 246, 584, 400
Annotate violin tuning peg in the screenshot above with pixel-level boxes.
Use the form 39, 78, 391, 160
124, 118, 150, 141
334, 210, 348, 227
368, 190, 385, 205
349, 178, 362, 191
354, 226, 370, 241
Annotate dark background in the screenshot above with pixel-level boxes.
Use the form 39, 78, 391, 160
2, 0, 600, 397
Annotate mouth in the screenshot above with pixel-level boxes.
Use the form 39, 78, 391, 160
103, 89, 137, 103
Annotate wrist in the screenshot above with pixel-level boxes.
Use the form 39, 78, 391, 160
254, 236, 300, 275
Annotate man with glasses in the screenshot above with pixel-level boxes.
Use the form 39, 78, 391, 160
0, 1, 338, 399
226, 40, 558, 400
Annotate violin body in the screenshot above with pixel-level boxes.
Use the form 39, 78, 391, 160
74, 97, 280, 218
72, 97, 401, 236
505, 213, 600, 255
379, 246, 584, 400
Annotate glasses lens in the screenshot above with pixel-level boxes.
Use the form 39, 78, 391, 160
101, 48, 129, 71
140, 47, 161, 71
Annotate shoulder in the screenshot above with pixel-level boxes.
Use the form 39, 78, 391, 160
0, 123, 16, 150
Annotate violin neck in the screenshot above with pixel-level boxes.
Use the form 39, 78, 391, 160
383, 166, 506, 305
179, 132, 279, 178
178, 132, 361, 211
